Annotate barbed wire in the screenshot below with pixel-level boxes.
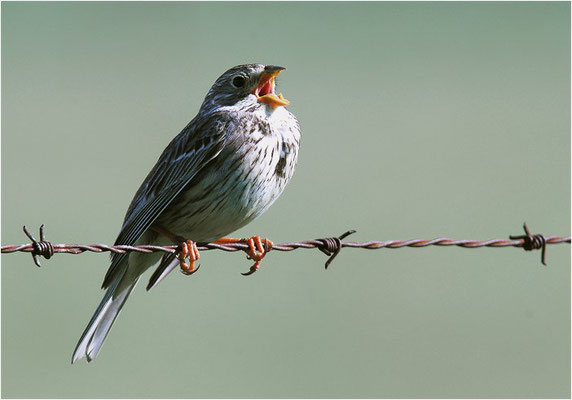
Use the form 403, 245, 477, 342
1, 223, 569, 271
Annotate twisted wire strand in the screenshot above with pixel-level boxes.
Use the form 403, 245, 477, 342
1, 225, 570, 268
3, 236, 570, 255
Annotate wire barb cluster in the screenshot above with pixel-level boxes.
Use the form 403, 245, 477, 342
316, 230, 357, 269
22, 225, 54, 267
509, 223, 549, 265
2, 224, 570, 271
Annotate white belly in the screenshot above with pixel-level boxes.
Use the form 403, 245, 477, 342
158, 106, 299, 242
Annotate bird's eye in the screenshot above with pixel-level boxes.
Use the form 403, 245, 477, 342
232, 76, 246, 88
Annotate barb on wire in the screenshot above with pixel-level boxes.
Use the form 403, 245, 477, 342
22, 225, 54, 267
2, 223, 570, 272
316, 229, 356, 269
510, 223, 548, 265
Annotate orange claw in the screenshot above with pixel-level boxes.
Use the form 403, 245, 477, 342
242, 236, 273, 276
177, 240, 200, 275
213, 236, 273, 276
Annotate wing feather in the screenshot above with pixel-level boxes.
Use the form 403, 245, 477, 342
102, 112, 233, 288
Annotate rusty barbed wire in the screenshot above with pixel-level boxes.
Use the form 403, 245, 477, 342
1, 224, 570, 270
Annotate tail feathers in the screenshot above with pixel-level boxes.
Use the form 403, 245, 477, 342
146, 253, 178, 291
72, 270, 137, 363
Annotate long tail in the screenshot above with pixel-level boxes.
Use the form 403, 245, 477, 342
146, 253, 178, 291
72, 264, 137, 363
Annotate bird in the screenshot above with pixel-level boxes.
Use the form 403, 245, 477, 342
72, 64, 300, 363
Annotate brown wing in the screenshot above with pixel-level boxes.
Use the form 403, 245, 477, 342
101, 112, 234, 288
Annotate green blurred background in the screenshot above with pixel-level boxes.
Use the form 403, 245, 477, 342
2, 2, 570, 398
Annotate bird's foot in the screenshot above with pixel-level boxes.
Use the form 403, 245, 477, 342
242, 236, 273, 276
177, 240, 200, 275
152, 226, 201, 276
214, 236, 273, 276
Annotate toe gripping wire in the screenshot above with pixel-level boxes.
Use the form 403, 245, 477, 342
5, 223, 567, 271
23, 225, 54, 267
316, 230, 356, 269
510, 223, 548, 266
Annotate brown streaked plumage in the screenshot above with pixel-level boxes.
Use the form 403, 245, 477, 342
72, 64, 300, 363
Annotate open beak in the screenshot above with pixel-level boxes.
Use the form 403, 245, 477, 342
254, 66, 290, 108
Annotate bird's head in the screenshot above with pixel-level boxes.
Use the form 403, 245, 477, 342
201, 64, 290, 112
